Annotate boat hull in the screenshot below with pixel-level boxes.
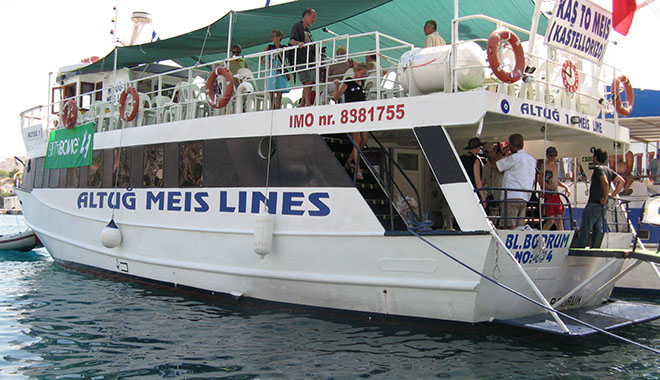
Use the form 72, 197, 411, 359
19, 188, 628, 324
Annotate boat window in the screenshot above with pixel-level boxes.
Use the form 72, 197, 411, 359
179, 141, 203, 187
48, 169, 60, 188
112, 148, 131, 188
66, 167, 80, 188
34, 158, 44, 188
397, 153, 419, 171
143, 144, 164, 188
88, 151, 103, 188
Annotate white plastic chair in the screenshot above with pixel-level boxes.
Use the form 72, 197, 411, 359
151, 95, 172, 124
136, 93, 155, 126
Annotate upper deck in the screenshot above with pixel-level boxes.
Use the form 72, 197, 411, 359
19, 4, 632, 159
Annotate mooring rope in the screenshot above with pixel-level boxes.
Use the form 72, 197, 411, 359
408, 229, 660, 355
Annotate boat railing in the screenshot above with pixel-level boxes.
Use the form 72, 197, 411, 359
478, 187, 575, 230
451, 14, 628, 119
368, 132, 423, 222
23, 31, 413, 136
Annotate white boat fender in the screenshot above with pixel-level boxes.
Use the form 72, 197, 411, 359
100, 219, 122, 248
254, 208, 274, 258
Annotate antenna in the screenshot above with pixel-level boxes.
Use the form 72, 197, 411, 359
129, 11, 153, 45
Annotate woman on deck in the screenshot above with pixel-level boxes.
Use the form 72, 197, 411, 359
264, 29, 290, 109
334, 63, 368, 180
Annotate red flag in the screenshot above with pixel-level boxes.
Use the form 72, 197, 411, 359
613, 0, 637, 35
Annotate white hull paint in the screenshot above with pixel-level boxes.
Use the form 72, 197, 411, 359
19, 189, 627, 323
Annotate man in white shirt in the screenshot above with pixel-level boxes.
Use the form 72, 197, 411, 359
424, 20, 446, 48
496, 133, 537, 229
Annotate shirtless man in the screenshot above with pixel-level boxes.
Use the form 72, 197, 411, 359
538, 146, 571, 230
609, 150, 634, 195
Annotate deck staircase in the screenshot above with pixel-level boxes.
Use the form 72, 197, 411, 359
323, 134, 407, 231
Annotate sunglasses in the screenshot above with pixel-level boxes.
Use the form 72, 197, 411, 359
271, 34, 281, 38
549, 154, 557, 157
232, 50, 240, 54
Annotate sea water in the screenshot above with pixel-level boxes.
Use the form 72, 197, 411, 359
1, 215, 659, 379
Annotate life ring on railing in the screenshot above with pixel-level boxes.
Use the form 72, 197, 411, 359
486, 28, 525, 83
119, 86, 139, 122
205, 67, 234, 109
561, 60, 579, 93
612, 74, 634, 116
61, 99, 78, 129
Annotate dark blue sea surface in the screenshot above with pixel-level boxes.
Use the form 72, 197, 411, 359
1, 215, 660, 379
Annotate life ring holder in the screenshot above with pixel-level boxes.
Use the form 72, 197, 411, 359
205, 67, 234, 109
612, 74, 634, 116
119, 86, 140, 122
61, 99, 78, 129
561, 60, 579, 93
486, 28, 525, 83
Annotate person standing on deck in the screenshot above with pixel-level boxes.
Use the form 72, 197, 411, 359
575, 148, 624, 248
496, 133, 536, 229
424, 20, 446, 47
538, 146, 571, 230
460, 137, 486, 203
289, 8, 317, 107
648, 149, 660, 185
482, 142, 504, 223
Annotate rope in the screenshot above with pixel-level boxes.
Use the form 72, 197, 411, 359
408, 229, 660, 354
195, 26, 212, 67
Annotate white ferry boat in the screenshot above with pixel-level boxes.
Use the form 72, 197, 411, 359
16, 0, 660, 335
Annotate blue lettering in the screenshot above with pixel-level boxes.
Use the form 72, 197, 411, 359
108, 192, 120, 209
282, 192, 305, 216
520, 103, 529, 115
77, 192, 89, 209
547, 234, 556, 249
531, 234, 539, 249
122, 191, 136, 210
238, 191, 247, 213
561, 234, 570, 247
97, 192, 107, 208
505, 234, 514, 249
523, 234, 532, 249
521, 250, 530, 264
308, 192, 330, 216
515, 250, 522, 262
194, 192, 209, 212
547, 250, 553, 262
89, 192, 98, 208
219, 191, 235, 212
184, 192, 192, 212
146, 191, 165, 210
167, 192, 182, 211
251, 192, 278, 214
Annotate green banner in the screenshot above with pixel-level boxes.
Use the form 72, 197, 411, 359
44, 123, 95, 169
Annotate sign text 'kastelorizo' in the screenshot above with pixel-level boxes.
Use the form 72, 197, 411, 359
289, 104, 406, 128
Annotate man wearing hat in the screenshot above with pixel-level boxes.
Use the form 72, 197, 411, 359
460, 137, 486, 203
496, 133, 537, 229
538, 146, 571, 230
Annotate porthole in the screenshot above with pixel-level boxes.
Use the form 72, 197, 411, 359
258, 136, 276, 159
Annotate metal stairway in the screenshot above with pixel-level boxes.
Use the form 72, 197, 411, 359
323, 134, 407, 231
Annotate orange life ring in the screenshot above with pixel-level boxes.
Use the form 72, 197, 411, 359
205, 67, 234, 109
612, 74, 634, 116
486, 28, 525, 83
119, 86, 139, 122
61, 99, 78, 129
561, 60, 579, 93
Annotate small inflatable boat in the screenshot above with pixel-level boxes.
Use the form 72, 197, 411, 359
0, 228, 41, 252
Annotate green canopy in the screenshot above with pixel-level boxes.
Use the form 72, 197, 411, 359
79, 0, 546, 74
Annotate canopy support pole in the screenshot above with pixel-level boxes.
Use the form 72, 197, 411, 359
519, 0, 544, 98
227, 11, 235, 60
